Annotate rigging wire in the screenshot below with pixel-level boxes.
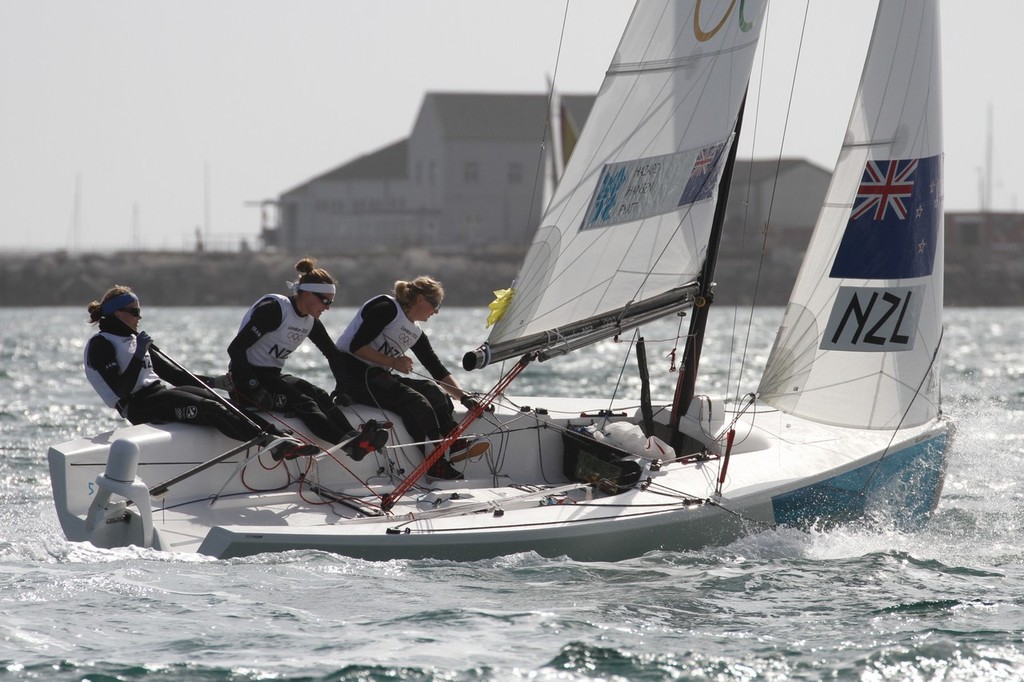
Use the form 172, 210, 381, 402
604, 328, 640, 418
473, 0, 571, 368
519, 0, 573, 254
845, 327, 947, 510
726, 0, 812, 407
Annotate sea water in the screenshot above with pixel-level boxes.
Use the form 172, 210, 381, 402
1, 306, 1022, 681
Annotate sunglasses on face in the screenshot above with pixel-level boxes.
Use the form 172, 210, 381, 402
424, 296, 441, 313
315, 294, 334, 308
121, 307, 142, 318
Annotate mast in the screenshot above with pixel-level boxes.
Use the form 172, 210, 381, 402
669, 96, 747, 444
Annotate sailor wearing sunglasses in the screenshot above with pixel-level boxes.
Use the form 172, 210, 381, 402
83, 284, 304, 456
334, 275, 490, 480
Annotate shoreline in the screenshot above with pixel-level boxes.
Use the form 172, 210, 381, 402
3, 249, 1018, 307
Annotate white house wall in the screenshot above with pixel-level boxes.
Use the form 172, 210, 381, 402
442, 138, 543, 249
408, 97, 445, 217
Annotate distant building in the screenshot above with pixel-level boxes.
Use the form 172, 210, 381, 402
278, 139, 414, 253
721, 159, 831, 267
943, 211, 1024, 303
277, 92, 596, 254
945, 211, 1024, 271
275, 90, 837, 273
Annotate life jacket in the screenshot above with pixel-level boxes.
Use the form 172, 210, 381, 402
84, 330, 161, 413
336, 295, 422, 369
238, 293, 315, 369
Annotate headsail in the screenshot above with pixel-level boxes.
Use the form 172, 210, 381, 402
759, 0, 943, 429
465, 0, 767, 370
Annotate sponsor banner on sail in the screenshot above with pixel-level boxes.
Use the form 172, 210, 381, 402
830, 154, 942, 279
821, 285, 924, 352
580, 142, 726, 231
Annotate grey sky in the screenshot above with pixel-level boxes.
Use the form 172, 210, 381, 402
1, 1, 1018, 251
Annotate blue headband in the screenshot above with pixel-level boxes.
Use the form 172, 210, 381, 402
100, 292, 139, 316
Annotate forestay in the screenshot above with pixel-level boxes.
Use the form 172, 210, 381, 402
468, 1, 768, 369
759, 0, 943, 429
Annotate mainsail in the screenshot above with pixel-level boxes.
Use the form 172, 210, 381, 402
759, 0, 943, 429
466, 0, 768, 370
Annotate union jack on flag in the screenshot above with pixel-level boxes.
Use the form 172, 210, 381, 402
830, 154, 941, 280
850, 159, 919, 221
693, 146, 717, 175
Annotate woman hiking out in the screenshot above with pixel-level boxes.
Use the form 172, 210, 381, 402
84, 285, 311, 460
334, 276, 489, 480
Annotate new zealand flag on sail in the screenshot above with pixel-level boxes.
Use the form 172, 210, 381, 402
829, 154, 942, 279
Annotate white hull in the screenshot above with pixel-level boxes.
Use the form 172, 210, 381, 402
50, 0, 950, 563
48, 397, 950, 560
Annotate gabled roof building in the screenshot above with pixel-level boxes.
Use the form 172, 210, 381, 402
278, 92, 596, 254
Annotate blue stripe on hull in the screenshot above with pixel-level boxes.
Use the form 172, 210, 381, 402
772, 433, 949, 530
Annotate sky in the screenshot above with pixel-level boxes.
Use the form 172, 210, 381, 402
1, 1, 1021, 252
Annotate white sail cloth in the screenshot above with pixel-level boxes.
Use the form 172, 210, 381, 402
760, 0, 943, 429
483, 1, 767, 360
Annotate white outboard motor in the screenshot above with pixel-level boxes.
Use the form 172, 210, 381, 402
85, 439, 154, 549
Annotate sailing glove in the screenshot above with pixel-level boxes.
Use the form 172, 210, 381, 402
209, 374, 234, 390
134, 331, 152, 359
229, 373, 270, 409
461, 393, 492, 412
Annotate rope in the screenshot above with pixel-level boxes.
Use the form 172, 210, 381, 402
724, 1, 812, 406
381, 353, 534, 511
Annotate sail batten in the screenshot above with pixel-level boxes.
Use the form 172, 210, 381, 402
609, 36, 763, 75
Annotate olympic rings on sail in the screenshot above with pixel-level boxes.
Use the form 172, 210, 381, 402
693, 0, 757, 42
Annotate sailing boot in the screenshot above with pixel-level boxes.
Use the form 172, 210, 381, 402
448, 436, 491, 464
427, 456, 464, 481
341, 419, 389, 462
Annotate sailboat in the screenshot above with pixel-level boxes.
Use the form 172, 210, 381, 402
48, 0, 950, 560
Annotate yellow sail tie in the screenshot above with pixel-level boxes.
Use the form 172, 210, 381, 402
486, 288, 515, 327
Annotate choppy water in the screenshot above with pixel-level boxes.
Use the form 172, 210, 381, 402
1, 306, 1022, 680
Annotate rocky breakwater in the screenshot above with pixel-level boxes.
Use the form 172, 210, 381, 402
0, 248, 524, 308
